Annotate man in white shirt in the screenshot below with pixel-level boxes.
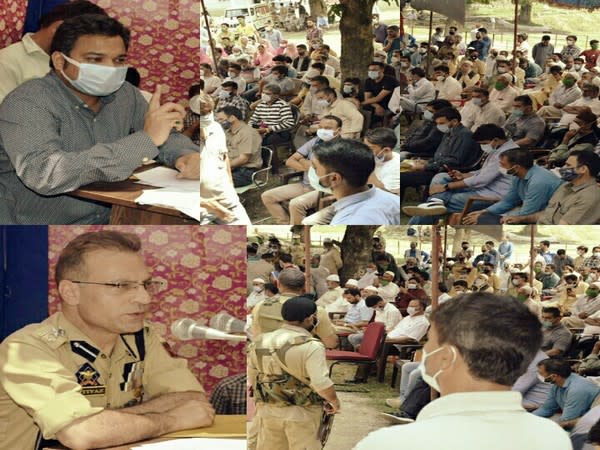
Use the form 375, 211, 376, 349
0, 0, 107, 103
333, 288, 374, 331
561, 282, 600, 328
489, 73, 519, 113
433, 65, 462, 101
364, 128, 400, 194
316, 274, 345, 309
389, 85, 401, 114
538, 72, 583, 119
372, 294, 401, 331
378, 271, 401, 304
355, 293, 572, 450
461, 87, 506, 132
247, 278, 267, 308
386, 299, 429, 346
557, 84, 600, 127
315, 87, 364, 139
400, 67, 436, 113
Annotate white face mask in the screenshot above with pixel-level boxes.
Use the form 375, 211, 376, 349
406, 283, 417, 289
437, 123, 450, 133
253, 285, 264, 292
343, 85, 353, 94
512, 279, 520, 286
406, 306, 418, 316
474, 279, 484, 287
418, 346, 457, 392
499, 166, 512, 176
219, 90, 231, 99
480, 142, 496, 153
497, 67, 508, 74
261, 93, 272, 102
595, 252, 600, 258
419, 48, 427, 54
316, 128, 335, 141
307, 166, 334, 194
61, 53, 128, 97
368, 70, 380, 80
574, 64, 582, 70
471, 97, 483, 106
199, 112, 213, 128
316, 98, 330, 108
436, 75, 445, 82
423, 110, 434, 121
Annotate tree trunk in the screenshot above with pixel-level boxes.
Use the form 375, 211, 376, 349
339, 0, 377, 81
339, 226, 379, 281
308, 0, 328, 18
519, 0, 533, 25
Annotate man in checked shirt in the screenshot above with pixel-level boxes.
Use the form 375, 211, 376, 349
0, 14, 199, 224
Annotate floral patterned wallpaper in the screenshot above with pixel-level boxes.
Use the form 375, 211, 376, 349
48, 225, 247, 394
0, 0, 26, 48
0, 0, 199, 104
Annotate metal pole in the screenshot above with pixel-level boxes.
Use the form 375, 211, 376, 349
200, 0, 219, 72
304, 225, 312, 294
529, 225, 535, 292
426, 10, 433, 75
513, 0, 519, 75
431, 225, 441, 310
442, 223, 448, 284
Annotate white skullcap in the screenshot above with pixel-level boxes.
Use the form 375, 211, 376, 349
326, 274, 340, 282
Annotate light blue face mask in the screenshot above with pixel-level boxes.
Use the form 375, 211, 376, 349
307, 166, 334, 194
61, 53, 128, 97
423, 110, 434, 121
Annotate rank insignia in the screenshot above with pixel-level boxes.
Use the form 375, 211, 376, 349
76, 362, 106, 395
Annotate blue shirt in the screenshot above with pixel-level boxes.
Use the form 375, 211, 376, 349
331, 186, 400, 225
533, 373, 600, 421
486, 164, 563, 217
512, 350, 551, 408
345, 300, 374, 324
499, 241, 514, 260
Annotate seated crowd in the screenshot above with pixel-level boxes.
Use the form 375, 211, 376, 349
198, 14, 401, 225
397, 28, 600, 225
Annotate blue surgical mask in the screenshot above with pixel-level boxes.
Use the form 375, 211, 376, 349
471, 97, 483, 106
368, 70, 379, 80
423, 110, 434, 121
308, 166, 334, 194
343, 85, 353, 94
512, 109, 524, 117
61, 53, 127, 97
480, 143, 495, 153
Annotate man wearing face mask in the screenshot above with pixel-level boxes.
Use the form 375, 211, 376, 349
556, 85, 600, 131
357, 293, 572, 450
461, 88, 506, 132
581, 40, 600, 70
364, 128, 400, 195
464, 148, 563, 225
537, 150, 600, 225
538, 73, 582, 119
400, 107, 481, 197
215, 106, 261, 187
400, 99, 451, 161
561, 35, 582, 62
314, 87, 363, 139
261, 115, 342, 224
0, 14, 200, 224
404, 124, 515, 224
248, 278, 267, 308
386, 299, 429, 346
316, 274, 345, 310
292, 44, 312, 74
561, 282, 600, 329
0, 0, 108, 104
540, 307, 572, 357
363, 61, 399, 123
502, 95, 546, 148
398, 67, 436, 114
303, 139, 400, 225
534, 358, 600, 430
548, 111, 599, 165
377, 271, 400, 304
432, 65, 462, 101
215, 81, 250, 120
249, 296, 340, 450
489, 73, 519, 113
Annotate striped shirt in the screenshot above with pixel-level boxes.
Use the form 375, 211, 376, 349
249, 99, 294, 132
0, 72, 198, 224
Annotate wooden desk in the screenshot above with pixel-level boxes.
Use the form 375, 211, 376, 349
70, 166, 199, 225
45, 414, 246, 449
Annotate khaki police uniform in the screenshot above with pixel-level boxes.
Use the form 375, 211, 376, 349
290, 243, 305, 266
252, 293, 335, 341
319, 248, 342, 276
0, 312, 204, 450
248, 324, 333, 450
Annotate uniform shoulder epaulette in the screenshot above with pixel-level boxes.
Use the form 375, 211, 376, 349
33, 325, 67, 349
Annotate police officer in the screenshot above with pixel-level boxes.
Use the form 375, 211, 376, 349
251, 267, 338, 349
249, 296, 340, 450
0, 231, 214, 450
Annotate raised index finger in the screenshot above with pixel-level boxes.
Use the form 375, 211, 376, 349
148, 84, 162, 112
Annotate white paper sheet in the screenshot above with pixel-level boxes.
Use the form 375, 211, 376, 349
134, 167, 199, 192
131, 438, 246, 450
135, 188, 200, 221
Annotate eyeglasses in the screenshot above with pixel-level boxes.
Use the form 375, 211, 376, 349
69, 280, 166, 295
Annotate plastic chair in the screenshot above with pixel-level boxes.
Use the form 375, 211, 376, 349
326, 322, 386, 381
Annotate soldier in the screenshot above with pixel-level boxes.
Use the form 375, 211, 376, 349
249, 296, 340, 450
290, 234, 306, 266
0, 231, 214, 450
319, 238, 343, 276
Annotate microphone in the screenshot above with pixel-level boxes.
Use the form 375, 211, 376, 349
171, 318, 246, 342
209, 312, 246, 333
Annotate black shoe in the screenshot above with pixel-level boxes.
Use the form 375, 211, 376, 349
344, 378, 367, 384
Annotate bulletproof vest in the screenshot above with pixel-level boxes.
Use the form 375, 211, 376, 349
257, 296, 287, 333
251, 333, 322, 407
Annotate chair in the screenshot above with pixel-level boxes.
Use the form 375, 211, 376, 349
235, 147, 273, 195
270, 104, 301, 174
326, 322, 386, 381
377, 339, 425, 383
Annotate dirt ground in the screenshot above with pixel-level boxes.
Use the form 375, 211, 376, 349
324, 390, 390, 450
